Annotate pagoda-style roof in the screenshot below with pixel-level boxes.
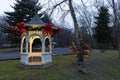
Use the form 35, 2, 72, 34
25, 14, 46, 26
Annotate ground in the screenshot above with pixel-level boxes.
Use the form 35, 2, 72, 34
85, 50, 120, 80
0, 49, 120, 80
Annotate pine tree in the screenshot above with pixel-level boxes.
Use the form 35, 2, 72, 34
5, 0, 41, 26
4, 0, 41, 47
94, 6, 111, 49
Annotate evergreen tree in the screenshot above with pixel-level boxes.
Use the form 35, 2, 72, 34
4, 0, 41, 47
94, 6, 111, 49
5, 0, 41, 26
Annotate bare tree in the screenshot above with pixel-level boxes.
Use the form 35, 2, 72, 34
73, 0, 96, 48
111, 0, 120, 59
106, 0, 120, 58
40, 0, 89, 73
68, 0, 83, 61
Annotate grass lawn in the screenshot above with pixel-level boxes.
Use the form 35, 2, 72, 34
0, 50, 120, 80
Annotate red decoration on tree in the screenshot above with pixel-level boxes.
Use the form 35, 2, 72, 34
10, 26, 15, 31
57, 27, 61, 37
44, 23, 53, 35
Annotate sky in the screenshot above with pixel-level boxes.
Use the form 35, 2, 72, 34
0, 0, 84, 15
0, 0, 96, 28
0, 0, 112, 28
0, 0, 14, 15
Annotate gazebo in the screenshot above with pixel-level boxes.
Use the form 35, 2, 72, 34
20, 14, 57, 68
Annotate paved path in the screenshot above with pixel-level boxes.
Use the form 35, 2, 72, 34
0, 48, 70, 60
0, 52, 20, 60
53, 48, 70, 55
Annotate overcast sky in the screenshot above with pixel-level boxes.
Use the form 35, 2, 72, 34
0, 0, 112, 28
0, 0, 14, 15
0, 0, 88, 15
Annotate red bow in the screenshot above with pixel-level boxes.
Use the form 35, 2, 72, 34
19, 28, 25, 34
57, 27, 61, 37
44, 23, 53, 35
16, 22, 25, 34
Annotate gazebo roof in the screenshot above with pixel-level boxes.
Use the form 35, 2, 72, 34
25, 14, 46, 26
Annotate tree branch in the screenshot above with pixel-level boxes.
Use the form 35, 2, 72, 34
49, 0, 67, 17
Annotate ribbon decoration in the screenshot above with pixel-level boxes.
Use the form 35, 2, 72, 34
11, 22, 25, 36
16, 22, 25, 34
44, 23, 53, 35
57, 27, 61, 37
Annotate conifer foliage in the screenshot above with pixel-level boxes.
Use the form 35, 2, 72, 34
4, 0, 41, 46
94, 6, 111, 48
5, 0, 41, 26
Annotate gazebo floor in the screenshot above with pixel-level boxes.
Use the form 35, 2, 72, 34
29, 62, 42, 65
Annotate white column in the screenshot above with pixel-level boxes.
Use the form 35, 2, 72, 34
50, 36, 52, 53
23, 31, 29, 64
26, 32, 29, 54
21, 36, 23, 53
41, 33, 45, 53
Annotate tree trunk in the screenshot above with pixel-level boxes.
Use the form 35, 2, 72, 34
68, 0, 88, 74
68, 0, 83, 62
112, 0, 120, 59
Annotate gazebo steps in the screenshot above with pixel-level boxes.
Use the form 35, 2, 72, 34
20, 62, 52, 69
